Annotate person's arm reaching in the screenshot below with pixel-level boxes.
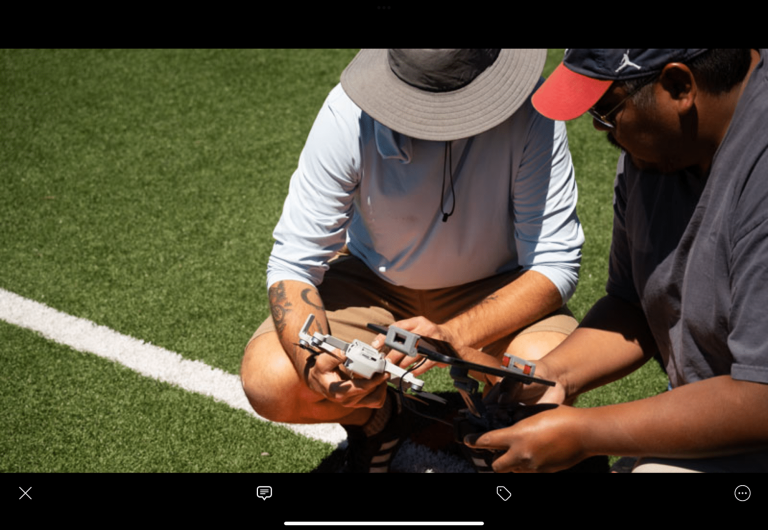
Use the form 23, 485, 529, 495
442, 269, 563, 350
465, 295, 768, 472
467, 374, 768, 473
378, 270, 562, 371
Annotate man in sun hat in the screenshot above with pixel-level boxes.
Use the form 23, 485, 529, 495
240, 49, 584, 472
465, 49, 768, 472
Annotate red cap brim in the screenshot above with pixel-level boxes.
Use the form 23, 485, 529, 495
532, 62, 613, 121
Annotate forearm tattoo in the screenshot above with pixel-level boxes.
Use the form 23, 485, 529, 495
301, 288, 325, 312
301, 288, 328, 335
268, 282, 327, 337
268, 281, 292, 335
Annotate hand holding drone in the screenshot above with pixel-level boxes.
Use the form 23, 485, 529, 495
298, 314, 556, 469
298, 314, 427, 393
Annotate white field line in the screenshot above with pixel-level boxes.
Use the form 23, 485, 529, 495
0, 287, 345, 445
0, 288, 472, 473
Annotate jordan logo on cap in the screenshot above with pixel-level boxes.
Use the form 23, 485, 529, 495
616, 50, 642, 73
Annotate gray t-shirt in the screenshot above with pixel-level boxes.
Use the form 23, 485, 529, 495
606, 49, 768, 387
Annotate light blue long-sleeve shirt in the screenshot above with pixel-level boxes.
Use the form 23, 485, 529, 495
267, 83, 583, 302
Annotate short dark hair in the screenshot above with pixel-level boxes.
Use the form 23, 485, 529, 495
685, 49, 753, 94
623, 49, 753, 107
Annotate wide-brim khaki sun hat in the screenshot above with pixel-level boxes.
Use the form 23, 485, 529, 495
340, 49, 547, 142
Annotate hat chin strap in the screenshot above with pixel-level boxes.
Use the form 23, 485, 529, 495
440, 142, 455, 222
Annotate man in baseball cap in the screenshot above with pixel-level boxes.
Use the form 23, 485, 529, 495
241, 50, 585, 472
532, 49, 707, 121
466, 49, 768, 472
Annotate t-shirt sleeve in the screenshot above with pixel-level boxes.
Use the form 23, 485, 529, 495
728, 153, 768, 384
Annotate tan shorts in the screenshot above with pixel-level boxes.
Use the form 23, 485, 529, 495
251, 254, 577, 356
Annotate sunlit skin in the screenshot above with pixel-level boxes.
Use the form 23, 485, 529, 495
241, 270, 567, 427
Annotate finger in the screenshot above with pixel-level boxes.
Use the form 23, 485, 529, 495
396, 356, 423, 370
384, 350, 421, 371
313, 348, 345, 369
327, 369, 388, 393
390, 316, 425, 332
329, 374, 389, 408
484, 378, 521, 405
353, 371, 389, 388
463, 432, 524, 474
392, 316, 441, 339
490, 450, 531, 474
385, 350, 406, 364
483, 381, 503, 403
370, 333, 386, 350
347, 380, 389, 408
510, 403, 559, 423
464, 430, 507, 451
316, 348, 358, 380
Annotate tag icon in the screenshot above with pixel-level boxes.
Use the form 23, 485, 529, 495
497, 486, 511, 501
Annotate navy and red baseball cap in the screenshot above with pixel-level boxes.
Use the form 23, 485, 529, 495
532, 49, 708, 121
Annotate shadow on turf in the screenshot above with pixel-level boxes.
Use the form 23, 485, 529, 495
310, 391, 608, 473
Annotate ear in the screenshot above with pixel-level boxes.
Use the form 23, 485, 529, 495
658, 62, 697, 114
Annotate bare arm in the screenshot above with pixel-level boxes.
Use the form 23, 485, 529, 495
469, 375, 768, 473
372, 271, 563, 376
268, 279, 330, 384
541, 294, 657, 399
268, 279, 387, 408
442, 269, 563, 350
584, 375, 768, 460
466, 295, 768, 471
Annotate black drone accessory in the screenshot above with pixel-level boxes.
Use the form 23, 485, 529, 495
366, 323, 555, 467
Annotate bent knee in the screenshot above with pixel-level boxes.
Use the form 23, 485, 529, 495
506, 330, 569, 361
240, 332, 308, 422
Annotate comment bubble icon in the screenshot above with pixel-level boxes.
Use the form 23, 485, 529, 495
257, 486, 272, 500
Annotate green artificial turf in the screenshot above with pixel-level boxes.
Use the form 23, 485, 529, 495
0, 49, 668, 473
0, 320, 332, 472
